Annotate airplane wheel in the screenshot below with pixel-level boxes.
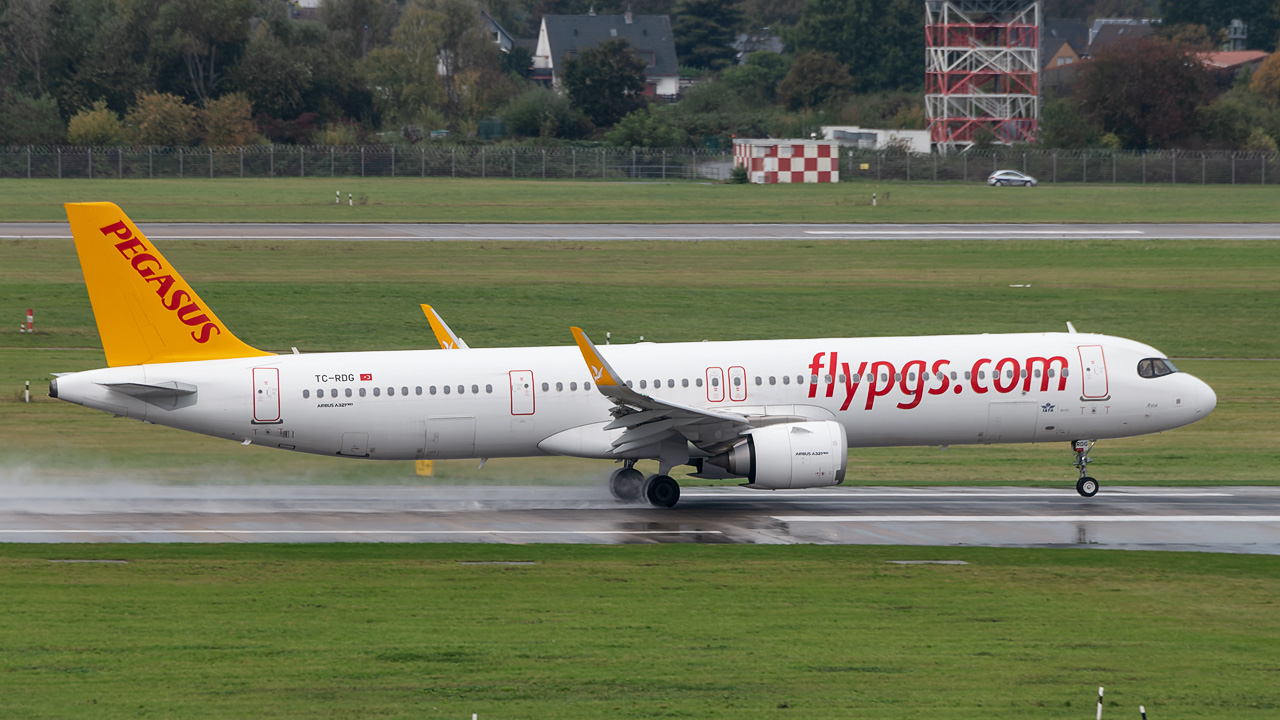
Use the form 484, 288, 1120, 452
1076, 476, 1099, 497
609, 468, 645, 502
645, 474, 680, 508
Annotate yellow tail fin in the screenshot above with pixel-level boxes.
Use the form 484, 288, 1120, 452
65, 202, 273, 367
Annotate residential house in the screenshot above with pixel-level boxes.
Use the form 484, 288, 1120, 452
531, 9, 680, 97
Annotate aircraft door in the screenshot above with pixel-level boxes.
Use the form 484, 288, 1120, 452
252, 367, 281, 423
510, 370, 534, 415
706, 367, 725, 402
1077, 345, 1110, 399
728, 366, 747, 402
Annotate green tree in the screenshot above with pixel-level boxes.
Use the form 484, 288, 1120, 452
720, 50, 790, 106
359, 0, 444, 127
1075, 37, 1214, 149
776, 50, 853, 110
1250, 51, 1280, 101
425, 0, 504, 122
787, 0, 923, 93
0, 90, 65, 144
1162, 0, 1277, 51
126, 90, 196, 144
199, 91, 256, 145
150, 0, 255, 105
67, 100, 126, 145
499, 87, 587, 139
0, 0, 53, 96
1037, 97, 1101, 149
562, 36, 648, 129
603, 105, 687, 147
671, 0, 741, 70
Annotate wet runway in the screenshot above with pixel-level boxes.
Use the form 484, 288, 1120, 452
5, 222, 1280, 241
3, 484, 1278, 553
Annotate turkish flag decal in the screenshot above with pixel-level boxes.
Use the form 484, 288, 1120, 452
359, 373, 373, 381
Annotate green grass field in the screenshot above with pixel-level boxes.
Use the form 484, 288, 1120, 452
4, 177, 1280, 223
1, 237, 1276, 486
1, 544, 1277, 719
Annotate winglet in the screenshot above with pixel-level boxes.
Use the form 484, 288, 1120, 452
421, 304, 469, 349
571, 327, 623, 388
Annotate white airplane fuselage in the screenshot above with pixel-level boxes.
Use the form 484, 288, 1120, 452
53, 332, 1216, 462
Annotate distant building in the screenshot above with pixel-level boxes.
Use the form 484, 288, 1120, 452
820, 126, 931, 154
1088, 19, 1154, 55
1200, 50, 1270, 86
733, 139, 840, 184
532, 10, 680, 97
1041, 18, 1086, 70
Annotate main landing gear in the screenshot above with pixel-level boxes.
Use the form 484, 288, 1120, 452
608, 461, 681, 508
1073, 439, 1099, 497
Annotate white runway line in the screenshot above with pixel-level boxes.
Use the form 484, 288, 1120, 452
0, 528, 720, 536
773, 515, 1280, 523
805, 230, 1146, 236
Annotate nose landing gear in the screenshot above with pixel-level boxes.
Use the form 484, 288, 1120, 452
1073, 440, 1099, 497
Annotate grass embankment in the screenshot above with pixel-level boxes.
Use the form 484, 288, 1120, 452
1, 238, 1276, 486
1, 544, 1277, 719
3, 177, 1280, 223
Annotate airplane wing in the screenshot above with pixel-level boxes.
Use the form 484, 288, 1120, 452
421, 304, 469, 349
570, 327, 800, 457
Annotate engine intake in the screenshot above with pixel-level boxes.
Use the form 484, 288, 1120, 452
708, 420, 847, 489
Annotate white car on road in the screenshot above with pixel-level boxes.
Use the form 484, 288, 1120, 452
988, 169, 1038, 187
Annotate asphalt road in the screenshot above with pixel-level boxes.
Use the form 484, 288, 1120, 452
4, 484, 1277, 553
5, 222, 1280, 241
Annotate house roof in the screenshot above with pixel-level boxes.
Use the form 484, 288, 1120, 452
541, 14, 678, 77
1200, 50, 1269, 69
1089, 22, 1154, 54
1044, 18, 1088, 50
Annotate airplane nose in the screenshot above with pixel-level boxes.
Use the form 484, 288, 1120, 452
1195, 377, 1217, 416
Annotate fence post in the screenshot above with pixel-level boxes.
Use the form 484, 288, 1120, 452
481, 148, 486, 177
662, 150, 666, 179
361, 146, 365, 177
1231, 153, 1235, 184
88, 147, 92, 179
330, 147, 334, 177
1112, 151, 1116, 183
210, 147, 214, 178
1022, 151, 1027, 174
391, 145, 395, 177
572, 148, 577, 178
1142, 152, 1146, 184
512, 147, 516, 178
543, 148, 547, 178
151, 146, 154, 179
601, 149, 605, 179
1172, 152, 1176, 184
631, 149, 636, 178
1263, 155, 1266, 184
300, 146, 305, 177
57, 147, 61, 179
1083, 153, 1087, 183
240, 147, 244, 178
269, 145, 274, 177
1201, 152, 1205, 184
1052, 151, 1057, 183
118, 148, 123, 179
906, 150, 910, 180
934, 152, 938, 181
960, 151, 964, 182
27, 146, 31, 179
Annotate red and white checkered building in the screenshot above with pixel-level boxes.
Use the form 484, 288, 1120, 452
733, 139, 840, 184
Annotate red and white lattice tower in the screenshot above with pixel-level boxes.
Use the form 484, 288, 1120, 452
925, 0, 1040, 151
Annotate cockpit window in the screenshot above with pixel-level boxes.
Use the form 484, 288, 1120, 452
1137, 358, 1179, 378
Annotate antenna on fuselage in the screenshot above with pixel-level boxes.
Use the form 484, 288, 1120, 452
1066, 321, 1078, 334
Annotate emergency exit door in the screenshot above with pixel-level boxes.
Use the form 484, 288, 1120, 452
252, 367, 281, 423
1077, 345, 1109, 399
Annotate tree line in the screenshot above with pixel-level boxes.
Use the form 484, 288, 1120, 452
2, 0, 1279, 151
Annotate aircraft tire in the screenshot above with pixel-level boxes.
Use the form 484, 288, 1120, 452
1076, 476, 1099, 498
609, 468, 645, 502
645, 474, 680, 508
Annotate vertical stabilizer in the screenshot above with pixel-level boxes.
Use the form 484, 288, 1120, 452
65, 202, 274, 367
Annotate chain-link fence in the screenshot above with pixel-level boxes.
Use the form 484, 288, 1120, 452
1, 145, 1274, 185
0, 145, 733, 181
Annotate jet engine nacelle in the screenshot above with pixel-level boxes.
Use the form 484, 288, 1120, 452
710, 420, 848, 489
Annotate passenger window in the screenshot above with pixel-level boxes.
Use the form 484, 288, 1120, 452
796, 375, 804, 385
880, 374, 888, 383
696, 378, 702, 387
639, 380, 646, 389
908, 373, 916, 382
486, 384, 493, 393
654, 379, 660, 388
584, 382, 591, 390
823, 375, 830, 384
557, 381, 565, 391
769, 376, 776, 385
330, 389, 339, 398
402, 386, 409, 396
429, 386, 436, 395
682, 378, 689, 388
668, 379, 675, 388
734, 376, 741, 386
711, 377, 719, 387
570, 382, 578, 391
626, 380, 633, 388
387, 387, 395, 396
755, 376, 762, 386
782, 375, 790, 385
471, 385, 478, 394
360, 388, 366, 397
374, 387, 381, 397
415, 386, 422, 395
303, 390, 310, 399
442, 386, 449, 394
541, 382, 549, 391
895, 373, 901, 381
457, 385, 464, 394
345, 388, 352, 397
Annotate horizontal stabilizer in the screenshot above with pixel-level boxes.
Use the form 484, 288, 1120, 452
100, 381, 197, 409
